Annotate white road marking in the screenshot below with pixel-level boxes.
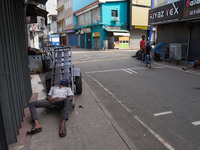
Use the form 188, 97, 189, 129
192, 121, 200, 126
126, 69, 138, 74
87, 74, 132, 113
123, 69, 133, 74
154, 111, 173, 117
134, 116, 175, 150
86, 66, 165, 74
86, 68, 124, 74
87, 74, 175, 150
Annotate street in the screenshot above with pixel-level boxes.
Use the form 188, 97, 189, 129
72, 49, 200, 150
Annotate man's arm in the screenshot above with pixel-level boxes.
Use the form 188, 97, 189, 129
67, 95, 73, 102
47, 95, 55, 103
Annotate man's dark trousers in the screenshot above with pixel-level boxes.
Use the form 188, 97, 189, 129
29, 98, 70, 121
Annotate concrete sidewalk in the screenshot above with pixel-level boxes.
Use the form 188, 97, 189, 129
9, 74, 137, 150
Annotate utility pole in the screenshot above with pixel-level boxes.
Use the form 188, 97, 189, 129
149, 0, 154, 42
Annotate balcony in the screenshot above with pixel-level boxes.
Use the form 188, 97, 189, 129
57, 0, 64, 9
57, 27, 64, 33
57, 14, 65, 22
75, 16, 102, 28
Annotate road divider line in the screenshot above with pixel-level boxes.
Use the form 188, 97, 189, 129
154, 111, 173, 117
126, 69, 138, 74
123, 69, 133, 74
192, 121, 200, 126
134, 115, 175, 150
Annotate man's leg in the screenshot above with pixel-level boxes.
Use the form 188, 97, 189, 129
182, 64, 195, 70
140, 50, 143, 62
28, 100, 54, 131
54, 98, 70, 137
29, 99, 54, 120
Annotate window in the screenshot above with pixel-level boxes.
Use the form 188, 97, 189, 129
111, 10, 118, 17
64, 2, 67, 9
65, 18, 67, 25
61, 9, 63, 15
69, 16, 72, 24
65, 16, 72, 25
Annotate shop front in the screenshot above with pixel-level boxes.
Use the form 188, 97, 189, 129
105, 26, 130, 49
84, 28, 92, 49
149, 0, 200, 60
80, 29, 85, 48
93, 32, 101, 50
67, 29, 76, 47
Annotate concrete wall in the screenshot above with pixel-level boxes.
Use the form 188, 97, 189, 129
102, 1, 127, 27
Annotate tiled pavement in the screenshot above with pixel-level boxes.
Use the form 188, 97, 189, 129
9, 74, 137, 150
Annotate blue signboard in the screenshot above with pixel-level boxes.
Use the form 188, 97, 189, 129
49, 35, 60, 45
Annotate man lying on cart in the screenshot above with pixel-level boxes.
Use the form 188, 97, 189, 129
27, 79, 73, 137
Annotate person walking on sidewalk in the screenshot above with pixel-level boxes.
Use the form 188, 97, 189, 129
140, 35, 146, 62
182, 60, 200, 71
143, 42, 152, 68
27, 79, 73, 137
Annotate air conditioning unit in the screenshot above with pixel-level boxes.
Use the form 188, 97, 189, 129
114, 17, 119, 22
169, 43, 182, 60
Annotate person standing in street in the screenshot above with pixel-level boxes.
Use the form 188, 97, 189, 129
140, 35, 146, 62
143, 42, 152, 68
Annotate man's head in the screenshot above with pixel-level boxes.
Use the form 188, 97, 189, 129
60, 79, 69, 86
142, 35, 145, 40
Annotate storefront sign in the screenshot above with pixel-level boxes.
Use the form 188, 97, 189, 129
93, 32, 100, 37
134, 26, 148, 30
66, 29, 75, 33
149, 1, 184, 25
184, 0, 200, 20
119, 37, 129, 41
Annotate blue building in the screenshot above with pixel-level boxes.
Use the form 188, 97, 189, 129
57, 0, 96, 46
73, 0, 130, 49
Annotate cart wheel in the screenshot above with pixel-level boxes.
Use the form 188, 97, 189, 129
136, 50, 141, 60
75, 73, 82, 95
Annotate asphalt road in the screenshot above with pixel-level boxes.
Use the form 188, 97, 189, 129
72, 49, 200, 150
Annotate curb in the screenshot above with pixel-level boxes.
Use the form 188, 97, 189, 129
83, 79, 138, 150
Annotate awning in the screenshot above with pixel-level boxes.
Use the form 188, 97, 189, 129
26, 4, 49, 25
105, 28, 129, 33
113, 32, 130, 36
33, 0, 48, 5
